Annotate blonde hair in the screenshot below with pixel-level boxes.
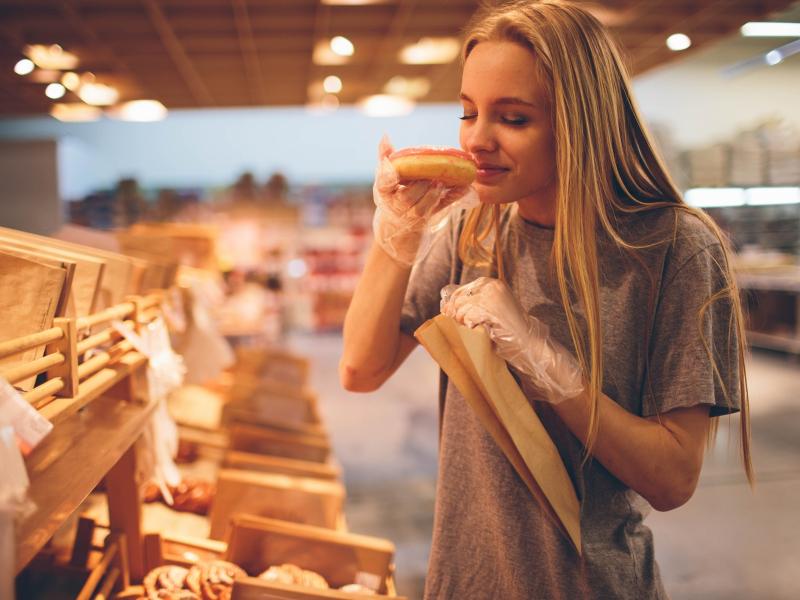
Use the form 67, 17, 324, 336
460, 0, 753, 483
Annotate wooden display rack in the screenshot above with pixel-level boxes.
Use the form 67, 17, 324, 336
2, 294, 164, 597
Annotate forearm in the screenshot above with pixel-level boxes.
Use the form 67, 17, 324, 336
340, 243, 413, 391
552, 390, 710, 511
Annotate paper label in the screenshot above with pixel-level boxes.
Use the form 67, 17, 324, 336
0, 377, 53, 455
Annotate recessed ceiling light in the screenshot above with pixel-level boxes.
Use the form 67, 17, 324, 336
107, 99, 167, 122
79, 82, 119, 106
323, 75, 342, 94
24, 43, 79, 70
50, 103, 102, 122
740, 22, 800, 37
45, 83, 66, 99
666, 33, 691, 51
357, 94, 414, 117
399, 37, 460, 64
313, 41, 350, 65
14, 58, 34, 75
330, 36, 355, 57
384, 76, 431, 99
61, 72, 80, 90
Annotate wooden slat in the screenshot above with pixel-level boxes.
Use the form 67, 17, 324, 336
0, 327, 62, 360
22, 377, 64, 405
0, 351, 63, 385
76, 539, 118, 600
76, 302, 136, 332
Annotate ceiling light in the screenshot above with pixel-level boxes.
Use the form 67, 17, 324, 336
330, 36, 354, 57
384, 76, 431, 99
45, 83, 66, 99
14, 58, 34, 75
684, 188, 746, 208
24, 44, 79, 70
740, 22, 800, 37
399, 37, 460, 64
61, 71, 80, 90
78, 82, 119, 106
313, 41, 350, 65
50, 103, 102, 122
723, 39, 800, 77
357, 94, 415, 117
323, 75, 342, 94
666, 33, 691, 51
746, 187, 800, 205
107, 99, 168, 122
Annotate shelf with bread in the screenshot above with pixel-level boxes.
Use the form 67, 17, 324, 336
0, 223, 181, 598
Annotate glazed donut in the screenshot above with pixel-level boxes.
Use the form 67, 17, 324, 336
389, 146, 477, 187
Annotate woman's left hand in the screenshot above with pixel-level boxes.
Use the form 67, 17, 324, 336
440, 277, 584, 403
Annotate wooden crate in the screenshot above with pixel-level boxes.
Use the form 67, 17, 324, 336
228, 423, 331, 463
226, 515, 405, 599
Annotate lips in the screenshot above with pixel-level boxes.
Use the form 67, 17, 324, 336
476, 163, 509, 182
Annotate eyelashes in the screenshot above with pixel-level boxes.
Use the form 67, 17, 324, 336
459, 114, 477, 121
458, 113, 529, 126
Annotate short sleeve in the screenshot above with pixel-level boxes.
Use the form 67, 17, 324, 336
642, 242, 741, 417
399, 217, 458, 337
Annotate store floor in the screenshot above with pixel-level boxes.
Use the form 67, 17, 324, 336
289, 332, 800, 600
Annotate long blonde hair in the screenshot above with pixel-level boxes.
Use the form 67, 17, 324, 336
460, 0, 753, 483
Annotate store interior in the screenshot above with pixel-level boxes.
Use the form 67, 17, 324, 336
0, 1, 799, 599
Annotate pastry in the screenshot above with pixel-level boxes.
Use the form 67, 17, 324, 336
339, 583, 376, 595
143, 565, 189, 598
258, 563, 329, 589
185, 560, 247, 600
389, 146, 477, 187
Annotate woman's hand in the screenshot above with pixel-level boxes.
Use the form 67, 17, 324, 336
440, 277, 584, 403
373, 136, 474, 266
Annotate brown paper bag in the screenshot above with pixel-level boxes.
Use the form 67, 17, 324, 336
0, 250, 67, 389
415, 315, 581, 553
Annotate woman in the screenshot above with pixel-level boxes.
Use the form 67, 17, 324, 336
341, 1, 753, 598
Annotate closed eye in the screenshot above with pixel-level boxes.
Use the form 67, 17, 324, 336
459, 114, 477, 121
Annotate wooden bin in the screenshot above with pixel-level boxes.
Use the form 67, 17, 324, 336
228, 423, 331, 463
226, 515, 405, 599
227, 376, 322, 428
233, 347, 311, 388
223, 450, 341, 481
208, 469, 345, 540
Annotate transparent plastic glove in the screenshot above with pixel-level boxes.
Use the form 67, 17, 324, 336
440, 277, 584, 403
372, 135, 478, 266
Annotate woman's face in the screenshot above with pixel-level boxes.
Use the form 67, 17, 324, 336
459, 41, 557, 219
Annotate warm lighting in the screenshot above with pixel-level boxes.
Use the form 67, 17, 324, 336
14, 58, 34, 75
384, 75, 431, 99
107, 99, 168, 122
358, 94, 415, 117
330, 36, 354, 57
741, 22, 800, 37
685, 188, 746, 208
61, 71, 80, 90
313, 40, 350, 65
399, 37, 460, 64
45, 83, 66, 99
323, 75, 342, 94
666, 33, 691, 51
29, 69, 60, 84
50, 103, 102, 122
24, 43, 79, 70
78, 82, 119, 106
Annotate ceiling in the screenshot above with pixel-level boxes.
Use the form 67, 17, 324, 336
0, 0, 796, 117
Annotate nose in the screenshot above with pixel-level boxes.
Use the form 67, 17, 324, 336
460, 115, 497, 156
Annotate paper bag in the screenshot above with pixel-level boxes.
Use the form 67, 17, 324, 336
415, 314, 581, 553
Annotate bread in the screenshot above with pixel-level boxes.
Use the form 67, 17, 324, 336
258, 563, 329, 589
389, 146, 477, 187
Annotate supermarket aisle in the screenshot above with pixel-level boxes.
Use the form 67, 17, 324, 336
289, 331, 800, 600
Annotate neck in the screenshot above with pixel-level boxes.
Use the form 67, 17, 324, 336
516, 193, 556, 228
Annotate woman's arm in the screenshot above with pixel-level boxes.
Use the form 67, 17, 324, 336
552, 393, 710, 511
339, 243, 418, 392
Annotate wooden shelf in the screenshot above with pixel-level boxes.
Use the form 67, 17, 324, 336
746, 330, 800, 354
16, 367, 155, 575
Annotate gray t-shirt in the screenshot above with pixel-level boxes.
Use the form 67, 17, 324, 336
400, 204, 740, 600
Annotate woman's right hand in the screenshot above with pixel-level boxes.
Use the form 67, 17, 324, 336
372, 136, 474, 266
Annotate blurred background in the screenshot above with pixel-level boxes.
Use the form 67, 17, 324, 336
1, 1, 799, 599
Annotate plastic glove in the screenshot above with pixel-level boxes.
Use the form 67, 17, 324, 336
373, 135, 477, 266
440, 277, 584, 403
